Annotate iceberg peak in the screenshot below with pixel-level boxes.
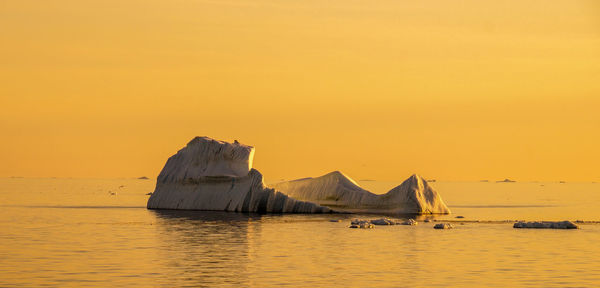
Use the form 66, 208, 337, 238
402, 174, 426, 189
384, 174, 449, 214
321, 171, 361, 188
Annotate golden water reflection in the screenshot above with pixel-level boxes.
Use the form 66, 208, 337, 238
2, 178, 600, 287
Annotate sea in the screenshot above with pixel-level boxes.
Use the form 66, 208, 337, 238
1, 177, 599, 287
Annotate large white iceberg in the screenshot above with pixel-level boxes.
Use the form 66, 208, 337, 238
147, 137, 332, 213
270, 171, 451, 214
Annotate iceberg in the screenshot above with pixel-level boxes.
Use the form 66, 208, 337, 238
270, 171, 450, 214
147, 137, 332, 213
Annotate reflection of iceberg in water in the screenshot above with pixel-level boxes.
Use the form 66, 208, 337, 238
149, 210, 435, 287
153, 210, 263, 222
151, 210, 262, 286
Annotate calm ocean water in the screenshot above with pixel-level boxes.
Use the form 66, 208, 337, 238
1, 178, 599, 287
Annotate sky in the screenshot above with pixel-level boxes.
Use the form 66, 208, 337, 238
0, 0, 599, 181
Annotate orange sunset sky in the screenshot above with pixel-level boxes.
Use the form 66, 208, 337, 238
1, 0, 599, 181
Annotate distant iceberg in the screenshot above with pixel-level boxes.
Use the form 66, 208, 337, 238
147, 137, 332, 213
270, 171, 451, 214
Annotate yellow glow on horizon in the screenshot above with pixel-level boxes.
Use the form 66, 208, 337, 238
1, 0, 599, 181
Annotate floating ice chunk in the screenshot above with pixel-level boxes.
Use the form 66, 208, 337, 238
434, 223, 453, 229
400, 219, 418, 225
349, 219, 374, 229
513, 221, 578, 229
370, 218, 395, 225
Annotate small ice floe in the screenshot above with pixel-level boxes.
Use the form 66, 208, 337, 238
513, 221, 579, 229
433, 223, 453, 229
350, 219, 363, 224
349, 219, 374, 229
400, 219, 418, 225
455, 216, 465, 219
370, 218, 395, 225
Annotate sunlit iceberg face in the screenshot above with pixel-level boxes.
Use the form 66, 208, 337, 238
158, 136, 255, 183
271, 172, 451, 215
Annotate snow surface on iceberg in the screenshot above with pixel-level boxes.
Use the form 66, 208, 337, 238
270, 171, 451, 214
147, 137, 332, 213
158, 136, 254, 180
